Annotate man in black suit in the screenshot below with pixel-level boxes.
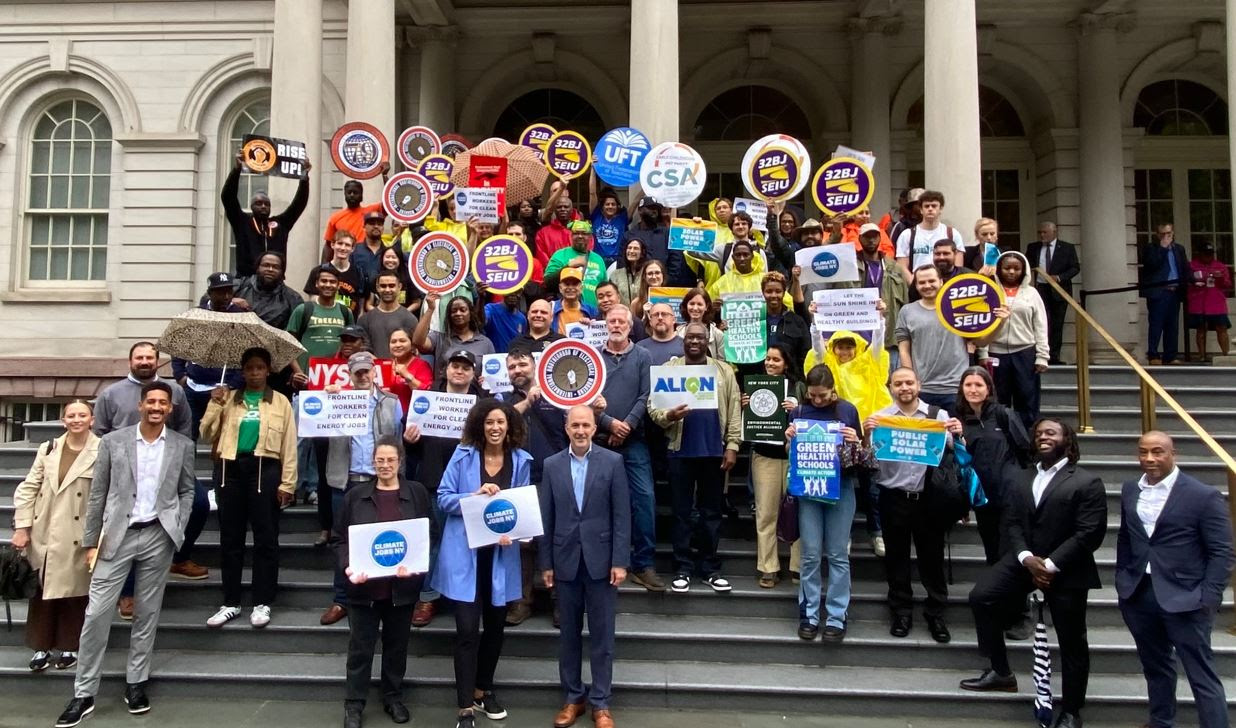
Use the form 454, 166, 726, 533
1117, 431, 1234, 728
1140, 224, 1191, 365
961, 418, 1107, 728
1026, 222, 1080, 364
540, 405, 631, 728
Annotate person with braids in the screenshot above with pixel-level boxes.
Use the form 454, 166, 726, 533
412, 292, 495, 382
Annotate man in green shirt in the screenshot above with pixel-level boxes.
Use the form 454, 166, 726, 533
286, 265, 355, 387
545, 220, 606, 307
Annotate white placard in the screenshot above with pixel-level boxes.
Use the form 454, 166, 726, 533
733, 197, 768, 232
460, 486, 544, 549
795, 243, 859, 285
406, 390, 477, 438
565, 320, 607, 349
811, 288, 882, 332
347, 517, 431, 579
832, 145, 876, 169
453, 187, 501, 223
649, 364, 721, 411
480, 353, 512, 393
297, 390, 371, 437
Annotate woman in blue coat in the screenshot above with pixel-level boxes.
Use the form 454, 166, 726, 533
432, 398, 532, 728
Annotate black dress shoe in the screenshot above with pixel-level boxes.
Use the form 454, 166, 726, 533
55, 697, 95, 728
889, 614, 911, 637
925, 615, 951, 643
124, 682, 150, 714
797, 621, 819, 640
959, 668, 1017, 692
821, 624, 847, 643
383, 701, 409, 724
344, 704, 363, 728
1004, 619, 1032, 641
1051, 712, 1081, 728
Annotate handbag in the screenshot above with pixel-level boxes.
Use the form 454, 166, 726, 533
0, 544, 38, 630
776, 493, 799, 543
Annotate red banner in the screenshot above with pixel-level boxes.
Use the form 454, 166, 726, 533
468, 155, 508, 215
307, 357, 395, 390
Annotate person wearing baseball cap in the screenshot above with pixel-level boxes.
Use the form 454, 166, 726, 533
548, 266, 600, 336
888, 187, 926, 254
545, 220, 607, 309
352, 209, 388, 282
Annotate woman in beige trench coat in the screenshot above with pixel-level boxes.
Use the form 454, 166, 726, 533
11, 401, 99, 671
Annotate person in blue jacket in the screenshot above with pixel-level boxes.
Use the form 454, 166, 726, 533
432, 399, 533, 728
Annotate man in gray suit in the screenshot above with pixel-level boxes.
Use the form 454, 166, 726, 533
55, 381, 196, 728
1117, 431, 1234, 728
540, 405, 630, 728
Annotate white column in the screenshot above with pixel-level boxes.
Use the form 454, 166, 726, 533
411, 27, 458, 133
1078, 13, 1137, 349
345, 0, 396, 198
849, 17, 897, 214
923, 0, 982, 231
271, 0, 322, 291
629, 0, 679, 145
1228, 1, 1236, 262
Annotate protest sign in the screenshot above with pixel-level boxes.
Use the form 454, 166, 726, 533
519, 122, 556, 161
832, 145, 876, 169
742, 139, 807, 202
406, 390, 476, 439
347, 518, 430, 578
439, 133, 471, 159
733, 197, 768, 232
565, 320, 607, 350
981, 242, 1001, 268
537, 339, 606, 409
649, 364, 720, 410
306, 357, 394, 390
743, 375, 787, 444
453, 187, 501, 224
330, 122, 389, 179
811, 288, 881, 332
397, 126, 440, 168
460, 486, 544, 549
721, 292, 767, 363
640, 142, 706, 207
467, 155, 507, 189
241, 134, 307, 179
297, 390, 371, 437
648, 287, 691, 323
796, 243, 859, 285
382, 172, 435, 224
668, 218, 718, 254
936, 273, 1006, 338
593, 126, 650, 187
545, 130, 592, 180
480, 354, 512, 394
418, 153, 455, 198
472, 235, 533, 294
788, 419, 843, 501
408, 231, 469, 294
871, 415, 948, 466
811, 157, 875, 217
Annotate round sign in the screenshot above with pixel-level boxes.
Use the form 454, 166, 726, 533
407, 231, 469, 294
370, 530, 407, 568
811, 157, 875, 217
472, 234, 533, 295
544, 130, 592, 181
593, 126, 651, 187
935, 273, 1007, 339
740, 134, 811, 202
412, 395, 432, 415
536, 339, 607, 410
639, 142, 706, 208
302, 395, 324, 416
397, 126, 440, 168
241, 138, 277, 174
483, 498, 518, 534
417, 153, 456, 199
484, 357, 502, 376
749, 387, 780, 418
808, 249, 840, 278
518, 123, 557, 161
330, 122, 390, 179
440, 133, 472, 159
743, 143, 803, 202
382, 172, 435, 224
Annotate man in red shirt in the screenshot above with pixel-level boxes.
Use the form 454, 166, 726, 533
535, 194, 578, 270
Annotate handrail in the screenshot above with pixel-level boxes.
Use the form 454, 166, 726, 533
1034, 267, 1236, 633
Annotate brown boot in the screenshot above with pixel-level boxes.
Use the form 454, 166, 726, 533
505, 602, 532, 626
553, 702, 586, 728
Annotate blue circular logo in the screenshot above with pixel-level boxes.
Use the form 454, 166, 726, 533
483, 498, 517, 534
484, 358, 501, 375
811, 251, 839, 278
455, 191, 468, 206
568, 327, 585, 339
593, 126, 651, 187
303, 396, 324, 415
412, 396, 431, 415
370, 529, 407, 567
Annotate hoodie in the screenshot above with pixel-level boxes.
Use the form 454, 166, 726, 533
686, 199, 770, 287
803, 325, 892, 422
986, 251, 1050, 367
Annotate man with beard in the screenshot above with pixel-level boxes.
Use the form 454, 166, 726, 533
357, 271, 419, 359
509, 298, 563, 354
963, 418, 1107, 728
907, 239, 974, 303
595, 282, 645, 342
230, 251, 304, 331
222, 149, 310, 276
625, 196, 690, 287
636, 303, 683, 365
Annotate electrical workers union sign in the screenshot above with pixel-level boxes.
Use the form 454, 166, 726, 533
639, 142, 707, 208
544, 130, 592, 180
472, 235, 533, 295
935, 273, 1007, 338
811, 157, 875, 217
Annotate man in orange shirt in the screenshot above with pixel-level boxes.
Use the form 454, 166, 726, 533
321, 165, 390, 261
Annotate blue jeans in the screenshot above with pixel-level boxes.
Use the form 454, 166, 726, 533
619, 440, 656, 572
797, 477, 857, 628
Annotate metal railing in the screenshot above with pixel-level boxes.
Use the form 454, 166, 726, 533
1035, 267, 1236, 632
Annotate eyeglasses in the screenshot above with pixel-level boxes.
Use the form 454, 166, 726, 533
649, 311, 674, 318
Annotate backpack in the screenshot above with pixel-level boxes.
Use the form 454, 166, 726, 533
906, 225, 956, 262
922, 405, 968, 528
293, 300, 354, 340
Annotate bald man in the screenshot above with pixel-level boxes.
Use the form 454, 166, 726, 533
1117, 431, 1234, 728
222, 147, 311, 277
539, 405, 629, 728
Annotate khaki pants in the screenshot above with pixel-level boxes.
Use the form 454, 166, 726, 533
751, 453, 800, 575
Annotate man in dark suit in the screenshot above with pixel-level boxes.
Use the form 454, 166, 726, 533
540, 405, 631, 728
1026, 222, 1081, 364
1117, 431, 1234, 728
961, 418, 1107, 728
1141, 223, 1191, 364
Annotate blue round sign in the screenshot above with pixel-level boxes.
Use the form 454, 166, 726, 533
455, 190, 468, 206
484, 358, 501, 375
811, 251, 840, 278
302, 396, 324, 415
412, 396, 431, 415
483, 498, 518, 534
593, 126, 651, 187
370, 529, 407, 567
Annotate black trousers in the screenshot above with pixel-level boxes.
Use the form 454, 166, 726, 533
973, 503, 1004, 565
345, 599, 414, 706
1120, 579, 1229, 728
217, 453, 282, 606
314, 438, 332, 530
1037, 286, 1068, 362
992, 346, 1040, 429
670, 456, 724, 577
879, 487, 947, 619
970, 555, 1091, 714
452, 546, 507, 710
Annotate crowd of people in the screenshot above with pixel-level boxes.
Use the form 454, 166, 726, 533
9, 150, 1234, 728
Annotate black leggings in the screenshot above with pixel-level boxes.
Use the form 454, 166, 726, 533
452, 546, 507, 710
314, 438, 332, 531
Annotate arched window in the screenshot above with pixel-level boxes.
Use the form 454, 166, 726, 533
225, 96, 271, 210
1134, 79, 1228, 135
25, 98, 112, 282
492, 89, 605, 145
907, 85, 1025, 137
692, 85, 811, 141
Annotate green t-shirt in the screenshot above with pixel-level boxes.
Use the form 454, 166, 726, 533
236, 390, 263, 454
287, 301, 350, 370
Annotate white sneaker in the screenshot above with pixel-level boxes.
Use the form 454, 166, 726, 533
250, 604, 271, 628
871, 534, 886, 558
206, 605, 241, 628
